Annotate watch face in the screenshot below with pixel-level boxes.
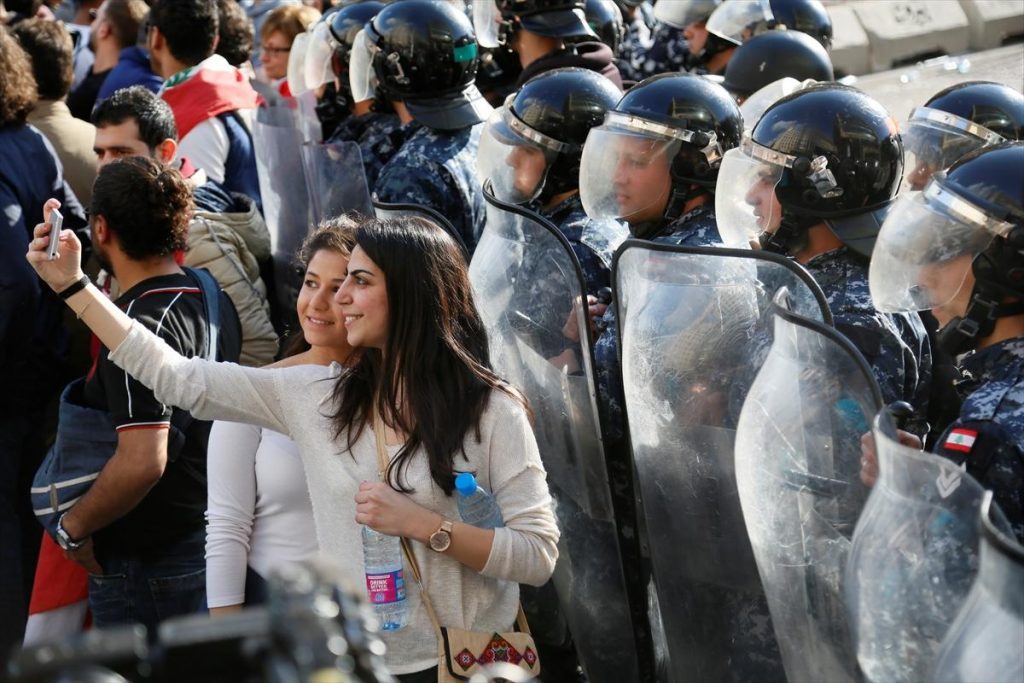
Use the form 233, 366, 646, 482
430, 530, 451, 552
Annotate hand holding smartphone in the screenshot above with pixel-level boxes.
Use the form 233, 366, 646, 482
47, 209, 63, 261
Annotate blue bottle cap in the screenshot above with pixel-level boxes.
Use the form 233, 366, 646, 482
455, 472, 477, 496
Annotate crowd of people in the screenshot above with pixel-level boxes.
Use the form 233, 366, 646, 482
1, 0, 1022, 681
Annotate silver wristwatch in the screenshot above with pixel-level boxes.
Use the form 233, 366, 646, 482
56, 513, 86, 551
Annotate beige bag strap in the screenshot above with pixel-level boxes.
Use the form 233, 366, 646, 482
371, 409, 532, 637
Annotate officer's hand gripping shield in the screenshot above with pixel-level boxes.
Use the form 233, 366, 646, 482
846, 410, 1013, 683
468, 186, 640, 683
614, 242, 832, 681
734, 288, 883, 683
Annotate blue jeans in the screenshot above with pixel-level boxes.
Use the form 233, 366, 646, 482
88, 528, 207, 633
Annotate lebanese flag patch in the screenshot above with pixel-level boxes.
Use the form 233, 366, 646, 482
944, 428, 978, 453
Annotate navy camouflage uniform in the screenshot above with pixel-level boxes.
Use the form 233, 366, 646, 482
935, 338, 1024, 542
804, 247, 933, 436
623, 21, 690, 82
595, 204, 724, 440
540, 193, 628, 295
328, 111, 405, 190
617, 6, 654, 83
373, 122, 486, 253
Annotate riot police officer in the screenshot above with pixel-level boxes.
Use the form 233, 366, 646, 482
477, 67, 625, 294
579, 0, 625, 58
579, 72, 743, 437
706, 0, 833, 51
348, 0, 493, 251
614, 0, 656, 83
303, 1, 405, 188
473, 0, 623, 89
870, 142, 1024, 542
715, 83, 933, 433
900, 80, 1024, 192
615, 0, 694, 82
721, 30, 833, 103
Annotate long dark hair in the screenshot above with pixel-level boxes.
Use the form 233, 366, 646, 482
331, 216, 528, 495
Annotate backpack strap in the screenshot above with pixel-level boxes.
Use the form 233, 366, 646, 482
183, 267, 220, 362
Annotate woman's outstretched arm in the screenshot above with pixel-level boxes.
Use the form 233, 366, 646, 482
26, 199, 292, 433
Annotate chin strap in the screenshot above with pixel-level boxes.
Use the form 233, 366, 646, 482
938, 296, 1024, 356
760, 214, 811, 255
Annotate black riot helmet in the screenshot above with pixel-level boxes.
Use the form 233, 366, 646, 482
722, 30, 833, 100
580, 72, 743, 233
477, 66, 622, 204
474, 0, 597, 49
578, 0, 625, 55
328, 1, 385, 79
871, 142, 1024, 354
901, 80, 1024, 191
707, 0, 833, 50
717, 83, 902, 258
348, 0, 491, 130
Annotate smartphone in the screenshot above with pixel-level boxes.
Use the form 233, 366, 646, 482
47, 209, 63, 261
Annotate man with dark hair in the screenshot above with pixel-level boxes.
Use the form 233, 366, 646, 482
92, 86, 278, 366
147, 0, 261, 208
52, 155, 241, 632
215, 0, 255, 68
14, 18, 98, 204
67, 0, 148, 119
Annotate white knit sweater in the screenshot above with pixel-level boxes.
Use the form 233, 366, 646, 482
110, 322, 560, 675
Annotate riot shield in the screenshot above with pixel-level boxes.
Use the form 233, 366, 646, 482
300, 140, 374, 226
846, 410, 1014, 683
372, 195, 468, 260
468, 188, 640, 683
933, 491, 1024, 683
734, 289, 884, 683
253, 105, 312, 325
614, 242, 832, 682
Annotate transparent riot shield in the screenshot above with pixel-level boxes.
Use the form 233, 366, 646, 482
614, 242, 832, 682
253, 105, 312, 325
933, 491, 1024, 683
846, 410, 1014, 683
468, 188, 639, 683
735, 289, 884, 683
372, 195, 468, 260
300, 140, 374, 226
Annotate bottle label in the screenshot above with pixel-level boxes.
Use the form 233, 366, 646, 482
365, 569, 406, 604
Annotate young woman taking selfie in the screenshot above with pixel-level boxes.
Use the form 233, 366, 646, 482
29, 192, 559, 681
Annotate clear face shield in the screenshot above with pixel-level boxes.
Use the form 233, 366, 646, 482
287, 31, 313, 96
473, 0, 507, 48
304, 21, 342, 93
869, 176, 1010, 314
579, 112, 687, 224
653, 0, 720, 29
715, 137, 787, 249
476, 101, 565, 204
348, 28, 379, 103
740, 78, 817, 134
706, 0, 774, 45
900, 107, 1006, 193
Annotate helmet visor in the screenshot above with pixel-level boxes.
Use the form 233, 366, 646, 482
348, 28, 376, 102
579, 125, 680, 223
706, 0, 773, 45
654, 0, 721, 29
740, 77, 810, 134
473, 0, 504, 49
869, 182, 1004, 312
715, 142, 785, 249
287, 32, 312, 96
477, 106, 559, 204
900, 109, 1003, 193
304, 21, 340, 91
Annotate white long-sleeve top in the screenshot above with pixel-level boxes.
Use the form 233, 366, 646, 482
205, 422, 318, 608
109, 322, 559, 675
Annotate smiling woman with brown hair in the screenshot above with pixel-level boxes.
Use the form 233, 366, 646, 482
29, 210, 559, 680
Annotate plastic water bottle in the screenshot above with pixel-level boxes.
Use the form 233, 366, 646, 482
361, 526, 408, 630
455, 473, 504, 529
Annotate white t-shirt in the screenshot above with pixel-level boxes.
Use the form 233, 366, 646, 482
205, 422, 318, 608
